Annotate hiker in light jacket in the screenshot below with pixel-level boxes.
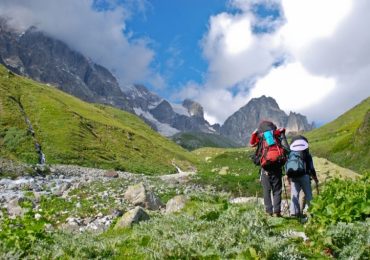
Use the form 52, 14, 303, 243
250, 121, 289, 217
287, 135, 319, 217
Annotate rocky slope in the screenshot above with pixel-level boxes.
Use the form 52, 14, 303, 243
221, 96, 314, 145
0, 19, 133, 112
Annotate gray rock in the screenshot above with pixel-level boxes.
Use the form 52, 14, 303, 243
7, 197, 24, 217
114, 206, 149, 229
33, 192, 41, 203
54, 182, 71, 196
124, 183, 163, 210
104, 170, 119, 178
60, 217, 82, 232
166, 195, 187, 214
111, 209, 124, 217
229, 197, 264, 205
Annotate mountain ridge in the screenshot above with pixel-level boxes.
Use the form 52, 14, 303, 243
0, 19, 313, 143
0, 65, 196, 174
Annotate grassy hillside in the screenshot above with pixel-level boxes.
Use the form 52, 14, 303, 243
192, 147, 261, 196
171, 131, 240, 151
306, 97, 370, 174
0, 66, 196, 174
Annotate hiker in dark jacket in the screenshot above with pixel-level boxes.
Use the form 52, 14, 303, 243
286, 135, 318, 216
250, 121, 289, 217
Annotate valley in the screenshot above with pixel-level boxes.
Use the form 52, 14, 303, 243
0, 18, 369, 259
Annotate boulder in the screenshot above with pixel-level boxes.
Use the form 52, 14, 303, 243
166, 195, 187, 214
114, 206, 149, 229
7, 197, 25, 218
124, 183, 163, 210
104, 170, 119, 178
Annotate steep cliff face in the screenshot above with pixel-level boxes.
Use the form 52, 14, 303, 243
285, 112, 313, 133
0, 21, 133, 112
220, 96, 313, 145
182, 99, 204, 118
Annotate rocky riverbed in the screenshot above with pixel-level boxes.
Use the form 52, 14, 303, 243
0, 163, 203, 233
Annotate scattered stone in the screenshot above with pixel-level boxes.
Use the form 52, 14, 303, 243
54, 182, 71, 196
284, 230, 309, 241
218, 166, 229, 175
7, 197, 25, 218
104, 170, 119, 178
33, 192, 41, 203
114, 206, 150, 229
229, 197, 263, 205
159, 172, 196, 184
111, 209, 124, 218
60, 217, 82, 232
166, 195, 187, 214
124, 183, 163, 210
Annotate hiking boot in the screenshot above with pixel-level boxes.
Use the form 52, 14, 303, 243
273, 212, 282, 217
266, 212, 273, 217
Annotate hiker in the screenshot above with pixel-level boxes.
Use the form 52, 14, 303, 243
250, 121, 289, 217
285, 135, 319, 217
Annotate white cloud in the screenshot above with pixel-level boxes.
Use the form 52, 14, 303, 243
279, 0, 352, 56
201, 12, 280, 89
0, 0, 161, 87
180, 0, 370, 125
249, 62, 336, 116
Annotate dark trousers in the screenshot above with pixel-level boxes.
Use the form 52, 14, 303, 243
261, 168, 282, 214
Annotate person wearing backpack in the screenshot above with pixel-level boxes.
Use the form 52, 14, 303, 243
285, 135, 319, 217
250, 121, 289, 217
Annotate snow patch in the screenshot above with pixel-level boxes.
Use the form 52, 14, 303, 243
133, 107, 180, 137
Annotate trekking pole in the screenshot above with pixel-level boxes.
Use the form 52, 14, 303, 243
315, 180, 320, 195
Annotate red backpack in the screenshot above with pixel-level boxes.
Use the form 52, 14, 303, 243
250, 121, 287, 171
259, 130, 286, 170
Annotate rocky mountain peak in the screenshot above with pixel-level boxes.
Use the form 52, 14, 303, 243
249, 95, 279, 106
150, 100, 176, 124
286, 112, 313, 133
220, 96, 313, 145
125, 84, 162, 112
182, 99, 204, 118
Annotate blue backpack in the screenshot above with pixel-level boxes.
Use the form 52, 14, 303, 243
285, 151, 306, 177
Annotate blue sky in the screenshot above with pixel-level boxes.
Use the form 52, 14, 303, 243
1, 0, 369, 124
124, 0, 233, 97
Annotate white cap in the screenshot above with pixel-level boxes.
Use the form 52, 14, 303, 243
290, 139, 309, 151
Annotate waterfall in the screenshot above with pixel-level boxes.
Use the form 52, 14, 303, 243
10, 96, 46, 165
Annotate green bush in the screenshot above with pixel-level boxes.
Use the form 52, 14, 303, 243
309, 174, 370, 225
0, 208, 52, 257
306, 174, 370, 258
